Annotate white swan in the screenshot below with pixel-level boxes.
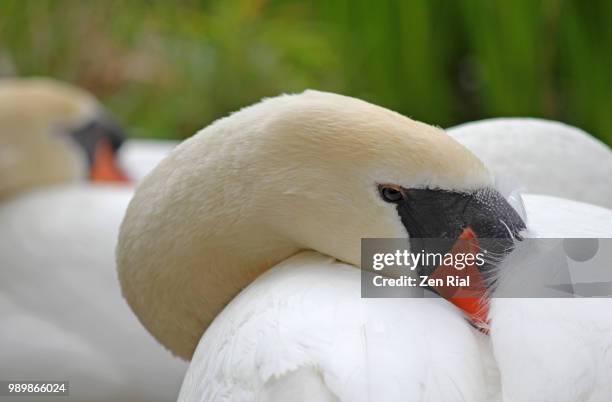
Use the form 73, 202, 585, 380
118, 91, 528, 401
0, 78, 187, 401
447, 118, 612, 209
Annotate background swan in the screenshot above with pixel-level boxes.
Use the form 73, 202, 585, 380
447, 118, 612, 209
0, 78, 187, 401
118, 91, 525, 401
0, 77, 175, 195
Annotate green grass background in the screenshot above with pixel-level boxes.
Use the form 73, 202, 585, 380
1, 0, 610, 145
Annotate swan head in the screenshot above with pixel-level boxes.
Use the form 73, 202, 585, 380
117, 90, 525, 359
0, 77, 128, 198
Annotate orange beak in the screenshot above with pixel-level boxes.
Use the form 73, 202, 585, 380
428, 227, 490, 333
90, 140, 129, 183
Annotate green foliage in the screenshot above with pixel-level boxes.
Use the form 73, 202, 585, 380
0, 0, 610, 145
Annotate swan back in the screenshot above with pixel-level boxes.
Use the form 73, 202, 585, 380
448, 118, 612, 208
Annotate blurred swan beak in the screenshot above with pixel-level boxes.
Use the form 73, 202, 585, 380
90, 139, 129, 183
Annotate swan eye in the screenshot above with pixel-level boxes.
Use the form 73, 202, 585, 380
379, 185, 405, 203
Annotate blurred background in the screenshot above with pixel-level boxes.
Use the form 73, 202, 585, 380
1, 0, 610, 145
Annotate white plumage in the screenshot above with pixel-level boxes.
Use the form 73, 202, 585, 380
448, 117, 612, 401
178, 194, 612, 402
448, 117, 612, 400
179, 251, 493, 402
448, 118, 612, 209
488, 194, 612, 402
0, 186, 188, 402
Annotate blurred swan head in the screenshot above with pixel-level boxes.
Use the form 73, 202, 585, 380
0, 77, 128, 199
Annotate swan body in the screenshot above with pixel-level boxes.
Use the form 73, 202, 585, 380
522, 194, 612, 238
179, 251, 494, 402
448, 116, 612, 400
488, 194, 612, 402
447, 118, 612, 209
0, 186, 187, 402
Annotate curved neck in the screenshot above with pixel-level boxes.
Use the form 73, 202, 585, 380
119, 198, 300, 359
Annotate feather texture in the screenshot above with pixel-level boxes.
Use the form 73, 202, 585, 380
448, 118, 612, 209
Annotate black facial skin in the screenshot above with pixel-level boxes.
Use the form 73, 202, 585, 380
379, 185, 526, 286
69, 113, 125, 168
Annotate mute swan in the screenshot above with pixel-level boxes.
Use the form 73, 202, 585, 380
0, 78, 187, 401
0, 77, 128, 199
173, 195, 612, 402
447, 118, 612, 209
117, 91, 526, 401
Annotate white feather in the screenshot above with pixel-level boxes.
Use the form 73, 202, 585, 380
489, 194, 612, 402
448, 118, 612, 209
0, 186, 187, 402
179, 252, 491, 402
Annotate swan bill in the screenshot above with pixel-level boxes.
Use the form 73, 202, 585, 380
392, 187, 526, 327
69, 116, 129, 182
